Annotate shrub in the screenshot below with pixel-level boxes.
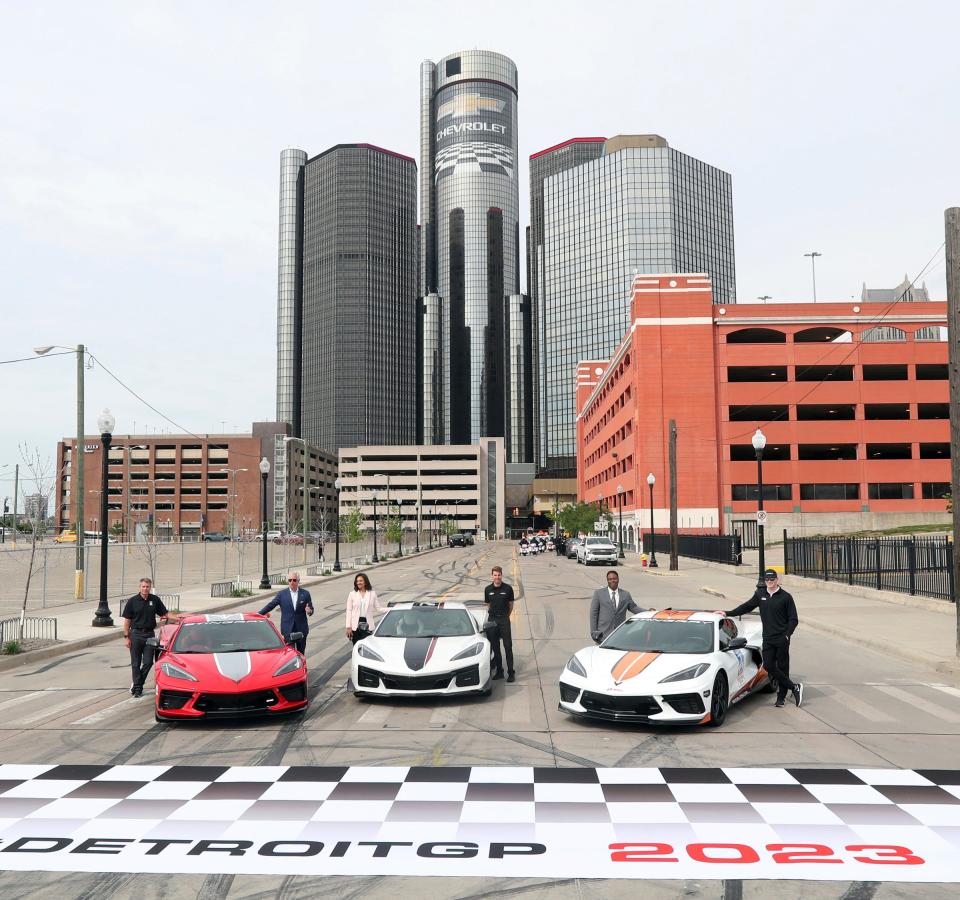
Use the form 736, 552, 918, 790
3, 640, 22, 655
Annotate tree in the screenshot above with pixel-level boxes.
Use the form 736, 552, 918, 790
556, 501, 601, 538
385, 513, 404, 546
341, 507, 363, 543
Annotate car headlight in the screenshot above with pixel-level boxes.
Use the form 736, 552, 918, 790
451, 642, 484, 661
160, 661, 197, 682
273, 655, 304, 677
565, 655, 587, 678
659, 662, 711, 683
357, 643, 384, 662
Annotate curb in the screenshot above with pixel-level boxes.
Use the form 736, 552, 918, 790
0, 546, 446, 674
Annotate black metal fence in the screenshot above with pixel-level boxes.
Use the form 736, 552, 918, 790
784, 535, 954, 602
645, 532, 742, 566
210, 580, 253, 598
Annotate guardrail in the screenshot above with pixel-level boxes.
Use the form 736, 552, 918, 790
644, 532, 742, 566
0, 616, 58, 644
210, 580, 253, 598
158, 594, 180, 612
785, 535, 954, 602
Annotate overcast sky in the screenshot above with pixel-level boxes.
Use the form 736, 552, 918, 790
1, 0, 957, 500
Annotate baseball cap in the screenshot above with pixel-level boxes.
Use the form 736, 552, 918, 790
763, 569, 778, 579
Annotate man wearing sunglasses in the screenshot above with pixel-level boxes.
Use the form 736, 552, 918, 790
715, 569, 802, 708
259, 571, 314, 653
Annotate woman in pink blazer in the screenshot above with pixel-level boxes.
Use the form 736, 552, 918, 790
345, 572, 385, 644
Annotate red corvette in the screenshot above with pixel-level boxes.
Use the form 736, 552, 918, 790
153, 613, 308, 722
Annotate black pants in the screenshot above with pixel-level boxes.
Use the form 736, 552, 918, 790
130, 631, 156, 691
490, 617, 514, 675
351, 619, 370, 646
762, 638, 795, 701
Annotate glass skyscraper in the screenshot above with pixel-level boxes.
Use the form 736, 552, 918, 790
538, 135, 736, 477
420, 50, 521, 448
275, 143, 418, 453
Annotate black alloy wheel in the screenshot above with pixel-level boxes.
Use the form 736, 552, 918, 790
708, 671, 728, 727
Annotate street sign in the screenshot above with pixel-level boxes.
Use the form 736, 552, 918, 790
756, 510, 768, 525
593, 521, 605, 532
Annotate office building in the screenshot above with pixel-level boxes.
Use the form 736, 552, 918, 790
420, 50, 521, 446
538, 135, 736, 480
338, 439, 506, 539
576, 274, 949, 543
274, 144, 418, 453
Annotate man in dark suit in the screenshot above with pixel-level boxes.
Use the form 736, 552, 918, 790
259, 571, 314, 653
589, 569, 647, 643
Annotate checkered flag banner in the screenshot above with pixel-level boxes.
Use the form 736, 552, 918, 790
0, 764, 958, 880
435, 142, 514, 182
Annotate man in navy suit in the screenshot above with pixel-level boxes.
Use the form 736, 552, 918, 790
259, 571, 314, 653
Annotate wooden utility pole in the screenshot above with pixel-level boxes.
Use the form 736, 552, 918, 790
946, 207, 960, 656
669, 419, 678, 570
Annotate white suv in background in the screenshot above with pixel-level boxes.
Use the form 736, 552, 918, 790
576, 536, 619, 566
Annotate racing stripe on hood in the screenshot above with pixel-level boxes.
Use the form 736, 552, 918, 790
214, 652, 251, 683
403, 637, 434, 672
653, 609, 695, 620
610, 651, 660, 685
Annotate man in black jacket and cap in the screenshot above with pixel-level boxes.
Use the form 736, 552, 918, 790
716, 569, 802, 708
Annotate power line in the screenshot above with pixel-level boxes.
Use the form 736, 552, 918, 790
0, 350, 74, 366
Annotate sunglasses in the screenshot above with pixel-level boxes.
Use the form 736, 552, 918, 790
288, 579, 299, 583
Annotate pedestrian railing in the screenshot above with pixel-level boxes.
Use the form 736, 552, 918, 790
784, 535, 954, 602
0, 616, 58, 644
644, 532, 742, 566
210, 580, 253, 598
159, 594, 180, 612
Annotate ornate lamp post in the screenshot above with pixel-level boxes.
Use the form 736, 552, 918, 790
333, 477, 342, 572
646, 472, 658, 568
258, 457, 271, 590
396, 498, 403, 557
752, 427, 767, 589
93, 409, 115, 627
371, 489, 379, 563
616, 484, 625, 558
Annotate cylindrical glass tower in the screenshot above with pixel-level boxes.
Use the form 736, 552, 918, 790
420, 50, 519, 445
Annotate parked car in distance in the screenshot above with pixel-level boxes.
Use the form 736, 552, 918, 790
448, 532, 474, 547
202, 532, 230, 542
274, 534, 305, 545
565, 537, 582, 559
577, 536, 618, 566
254, 530, 282, 542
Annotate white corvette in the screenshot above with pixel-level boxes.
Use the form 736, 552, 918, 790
351, 601, 494, 698
558, 610, 771, 726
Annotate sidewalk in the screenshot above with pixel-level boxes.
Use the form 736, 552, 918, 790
0, 547, 444, 673
617, 548, 960, 679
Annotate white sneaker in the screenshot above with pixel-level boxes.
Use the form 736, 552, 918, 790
793, 682, 804, 708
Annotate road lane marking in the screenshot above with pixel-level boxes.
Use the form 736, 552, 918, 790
71, 695, 144, 725
871, 684, 960, 723
14, 690, 113, 726
430, 705, 461, 725
0, 691, 49, 713
929, 683, 960, 701
357, 703, 393, 724
823, 686, 895, 723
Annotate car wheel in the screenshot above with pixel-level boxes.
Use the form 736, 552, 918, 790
708, 672, 728, 727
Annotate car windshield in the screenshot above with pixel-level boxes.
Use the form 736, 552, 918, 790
586, 538, 613, 546
172, 621, 284, 653
376, 608, 475, 638
603, 619, 714, 654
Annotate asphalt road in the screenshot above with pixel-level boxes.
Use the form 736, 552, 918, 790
0, 543, 957, 898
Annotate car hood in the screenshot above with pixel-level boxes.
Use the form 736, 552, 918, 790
355, 634, 485, 673
572, 645, 713, 690
160, 647, 301, 688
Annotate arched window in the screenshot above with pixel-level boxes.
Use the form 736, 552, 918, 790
628, 525, 634, 546
726, 328, 786, 344
862, 326, 907, 343
915, 325, 947, 342
794, 327, 852, 343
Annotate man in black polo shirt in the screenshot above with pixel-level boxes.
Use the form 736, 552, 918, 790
484, 565, 516, 683
122, 577, 178, 697
716, 569, 802, 708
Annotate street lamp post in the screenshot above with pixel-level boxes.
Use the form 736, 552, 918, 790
371, 489, 379, 563
647, 472, 658, 568
333, 477, 342, 572
616, 484, 625, 558
396, 499, 403, 557
34, 344, 85, 597
258, 458, 271, 590
804, 251, 822, 301
415, 484, 421, 553
752, 427, 767, 590
428, 496, 433, 549
93, 409, 115, 627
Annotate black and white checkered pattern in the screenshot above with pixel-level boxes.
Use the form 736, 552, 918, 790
1, 764, 958, 837
435, 142, 514, 182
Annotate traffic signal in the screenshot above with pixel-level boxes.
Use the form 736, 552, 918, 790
2, 497, 8, 514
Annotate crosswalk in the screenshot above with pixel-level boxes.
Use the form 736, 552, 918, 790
0, 680, 956, 731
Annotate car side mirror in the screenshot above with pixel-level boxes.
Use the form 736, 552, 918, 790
723, 637, 747, 651
288, 632, 304, 644
482, 622, 498, 637
145, 637, 159, 649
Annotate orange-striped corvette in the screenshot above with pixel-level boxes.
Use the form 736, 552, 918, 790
559, 610, 771, 726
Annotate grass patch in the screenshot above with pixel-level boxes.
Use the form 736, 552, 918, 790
3, 640, 22, 655
230, 588, 253, 597
805, 523, 951, 539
